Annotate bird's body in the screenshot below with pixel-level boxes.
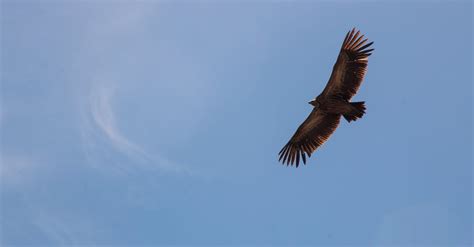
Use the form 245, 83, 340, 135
279, 28, 374, 167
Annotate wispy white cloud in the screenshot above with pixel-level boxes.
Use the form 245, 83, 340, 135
32, 212, 77, 245
0, 155, 37, 187
72, 4, 194, 175
0, 156, 99, 245
89, 83, 142, 161
80, 79, 188, 174
26, 203, 101, 245
2, 3, 200, 245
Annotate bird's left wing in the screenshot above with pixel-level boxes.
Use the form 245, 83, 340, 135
321, 28, 374, 101
279, 109, 341, 167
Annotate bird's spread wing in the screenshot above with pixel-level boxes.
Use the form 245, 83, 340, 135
279, 109, 341, 167
321, 28, 374, 100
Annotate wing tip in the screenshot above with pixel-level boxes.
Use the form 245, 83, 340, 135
278, 144, 312, 167
342, 28, 374, 54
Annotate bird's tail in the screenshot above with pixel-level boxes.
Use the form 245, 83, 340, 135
343, 102, 366, 122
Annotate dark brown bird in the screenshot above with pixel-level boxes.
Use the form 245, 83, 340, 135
279, 28, 374, 167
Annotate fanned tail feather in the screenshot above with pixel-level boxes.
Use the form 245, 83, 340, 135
343, 101, 366, 122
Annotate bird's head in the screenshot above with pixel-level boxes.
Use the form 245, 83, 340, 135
308, 99, 319, 108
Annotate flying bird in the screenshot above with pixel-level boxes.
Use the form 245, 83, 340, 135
279, 28, 374, 167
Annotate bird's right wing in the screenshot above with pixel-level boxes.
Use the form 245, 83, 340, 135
279, 109, 341, 167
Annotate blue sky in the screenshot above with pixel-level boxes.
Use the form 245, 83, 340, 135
1, 1, 472, 246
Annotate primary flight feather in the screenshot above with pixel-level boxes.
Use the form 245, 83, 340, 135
279, 28, 374, 167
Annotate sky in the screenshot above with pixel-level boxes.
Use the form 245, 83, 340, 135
1, 0, 472, 246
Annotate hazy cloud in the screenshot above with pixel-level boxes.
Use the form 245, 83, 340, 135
79, 79, 188, 175
28, 204, 101, 245
0, 155, 37, 187
72, 4, 192, 175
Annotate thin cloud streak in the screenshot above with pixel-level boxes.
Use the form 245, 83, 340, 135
90, 83, 141, 160
80, 80, 189, 174
73, 4, 192, 175
26, 202, 101, 245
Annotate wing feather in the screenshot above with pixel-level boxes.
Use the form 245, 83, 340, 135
278, 109, 341, 167
321, 28, 374, 100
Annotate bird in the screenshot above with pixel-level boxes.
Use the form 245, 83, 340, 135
278, 28, 374, 167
